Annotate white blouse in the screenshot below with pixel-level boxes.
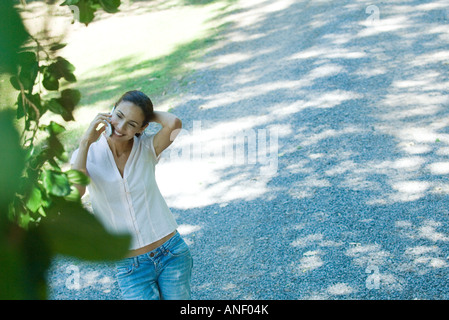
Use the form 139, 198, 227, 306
70, 132, 178, 250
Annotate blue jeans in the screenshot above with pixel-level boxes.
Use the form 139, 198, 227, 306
115, 232, 193, 300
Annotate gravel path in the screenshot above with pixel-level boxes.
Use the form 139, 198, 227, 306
48, 0, 449, 300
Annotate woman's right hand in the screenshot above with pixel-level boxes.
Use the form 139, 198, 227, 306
72, 113, 110, 197
81, 113, 111, 145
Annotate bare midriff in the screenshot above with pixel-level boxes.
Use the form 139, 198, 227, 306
127, 231, 176, 258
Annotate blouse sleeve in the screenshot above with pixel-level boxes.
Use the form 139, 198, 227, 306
70, 148, 79, 166
141, 132, 161, 164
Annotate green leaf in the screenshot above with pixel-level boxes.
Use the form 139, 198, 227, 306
42, 199, 131, 261
64, 186, 81, 202
0, 227, 28, 299
26, 187, 42, 213
0, 219, 52, 299
61, 0, 80, 5
66, 169, 90, 186
0, 0, 30, 74
16, 96, 26, 119
37, 207, 46, 217
61, 88, 81, 105
47, 134, 68, 162
55, 89, 81, 121
46, 98, 65, 115
17, 51, 39, 92
46, 89, 80, 121
47, 57, 76, 84
44, 121, 66, 135
17, 92, 43, 121
42, 66, 59, 91
99, 0, 120, 13
49, 43, 67, 51
21, 226, 52, 299
76, 0, 97, 26
8, 53, 39, 92
57, 57, 76, 82
9, 76, 21, 90
42, 170, 71, 197
0, 110, 25, 208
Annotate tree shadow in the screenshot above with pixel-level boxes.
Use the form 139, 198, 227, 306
159, 0, 449, 299
59, 1, 234, 152
49, 0, 449, 299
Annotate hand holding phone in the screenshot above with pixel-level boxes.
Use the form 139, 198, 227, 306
105, 121, 113, 137
105, 106, 115, 137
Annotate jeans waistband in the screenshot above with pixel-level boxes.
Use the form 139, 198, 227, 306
122, 231, 181, 266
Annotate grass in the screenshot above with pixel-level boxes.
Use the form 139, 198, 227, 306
19, 0, 236, 153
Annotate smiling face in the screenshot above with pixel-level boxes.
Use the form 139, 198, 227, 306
110, 100, 148, 140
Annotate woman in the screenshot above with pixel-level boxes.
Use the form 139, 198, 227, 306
70, 90, 192, 300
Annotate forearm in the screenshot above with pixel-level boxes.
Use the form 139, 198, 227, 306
70, 112, 110, 197
151, 111, 182, 156
152, 111, 182, 129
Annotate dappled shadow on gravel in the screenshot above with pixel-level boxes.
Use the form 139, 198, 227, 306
164, 0, 449, 299
49, 0, 449, 299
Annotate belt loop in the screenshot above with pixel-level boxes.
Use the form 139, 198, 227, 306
133, 256, 139, 268
161, 241, 170, 255
163, 231, 177, 251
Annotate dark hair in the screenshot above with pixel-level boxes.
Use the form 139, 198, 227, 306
114, 90, 154, 136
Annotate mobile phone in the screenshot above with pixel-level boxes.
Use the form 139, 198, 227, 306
105, 106, 115, 137
105, 122, 112, 137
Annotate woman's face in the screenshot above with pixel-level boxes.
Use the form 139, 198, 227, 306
110, 101, 147, 140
